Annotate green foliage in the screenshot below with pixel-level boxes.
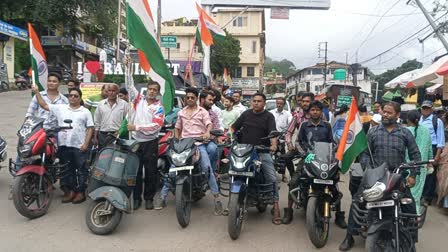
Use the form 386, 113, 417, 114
264, 57, 296, 77
14, 39, 30, 71
210, 31, 241, 77
432, 0, 448, 34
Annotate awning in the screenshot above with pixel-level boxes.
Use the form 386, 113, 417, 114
426, 83, 443, 93
384, 69, 422, 88
409, 55, 448, 87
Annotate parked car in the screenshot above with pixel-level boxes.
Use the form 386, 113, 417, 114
265, 99, 291, 112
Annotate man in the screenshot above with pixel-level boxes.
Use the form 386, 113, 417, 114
232, 91, 247, 115
419, 100, 445, 205
358, 105, 372, 124
296, 101, 347, 229
93, 84, 128, 150
32, 85, 93, 204
156, 87, 222, 215
339, 101, 422, 251
126, 80, 164, 210
270, 97, 292, 132
199, 91, 220, 172
118, 87, 129, 102
221, 96, 239, 130
282, 92, 314, 224
372, 101, 382, 115
65, 79, 84, 106
85, 84, 108, 115
231, 93, 281, 224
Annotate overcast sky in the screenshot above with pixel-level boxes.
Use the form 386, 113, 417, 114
151, 0, 448, 74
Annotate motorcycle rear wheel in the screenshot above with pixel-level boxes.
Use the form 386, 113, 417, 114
86, 199, 122, 235
228, 193, 244, 240
306, 197, 329, 248
175, 180, 191, 228
12, 173, 53, 219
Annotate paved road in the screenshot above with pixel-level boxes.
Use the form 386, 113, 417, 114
0, 90, 447, 252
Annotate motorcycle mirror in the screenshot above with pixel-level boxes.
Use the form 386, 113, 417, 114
63, 119, 73, 124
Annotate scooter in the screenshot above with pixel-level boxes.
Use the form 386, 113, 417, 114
352, 160, 432, 252
14, 70, 30, 90
85, 136, 140, 235
10, 117, 72, 219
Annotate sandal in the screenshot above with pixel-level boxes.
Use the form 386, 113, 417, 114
272, 209, 282, 225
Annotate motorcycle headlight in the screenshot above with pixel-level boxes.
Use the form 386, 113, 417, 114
170, 149, 191, 166
320, 163, 329, 171
363, 182, 386, 202
230, 155, 251, 170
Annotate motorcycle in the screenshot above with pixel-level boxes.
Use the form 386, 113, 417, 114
167, 130, 224, 228
157, 124, 174, 182
352, 160, 432, 252
85, 136, 140, 235
273, 131, 286, 174
288, 136, 341, 248
10, 117, 72, 219
225, 131, 280, 240
0, 136, 7, 168
14, 70, 31, 90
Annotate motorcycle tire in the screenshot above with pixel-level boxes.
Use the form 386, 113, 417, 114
175, 180, 191, 228
306, 197, 330, 248
256, 203, 267, 213
228, 193, 244, 240
86, 199, 122, 235
0, 81, 9, 92
12, 173, 53, 219
366, 230, 416, 252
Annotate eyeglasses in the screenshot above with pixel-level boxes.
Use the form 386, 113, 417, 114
69, 94, 79, 98
186, 96, 196, 100
421, 107, 431, 110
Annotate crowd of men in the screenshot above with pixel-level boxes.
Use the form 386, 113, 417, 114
23, 72, 446, 250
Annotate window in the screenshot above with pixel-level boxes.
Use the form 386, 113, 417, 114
311, 69, 323, 75
233, 17, 248, 27
176, 43, 180, 49
252, 41, 257, 54
232, 67, 242, 78
247, 66, 255, 77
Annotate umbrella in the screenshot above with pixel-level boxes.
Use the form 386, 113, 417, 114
436, 61, 448, 76
382, 90, 402, 101
384, 69, 422, 88
409, 55, 448, 87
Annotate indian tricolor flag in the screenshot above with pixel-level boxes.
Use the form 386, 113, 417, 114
28, 23, 48, 92
195, 3, 226, 51
126, 0, 175, 114
336, 97, 368, 174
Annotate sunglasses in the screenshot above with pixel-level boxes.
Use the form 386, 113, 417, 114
186, 96, 196, 100
69, 94, 80, 98
421, 107, 432, 110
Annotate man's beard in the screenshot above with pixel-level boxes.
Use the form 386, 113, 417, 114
204, 104, 212, 110
382, 118, 396, 126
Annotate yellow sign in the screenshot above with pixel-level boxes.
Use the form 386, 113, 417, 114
80, 82, 110, 99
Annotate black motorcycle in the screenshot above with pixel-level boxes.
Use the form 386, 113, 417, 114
289, 139, 341, 248
352, 160, 432, 252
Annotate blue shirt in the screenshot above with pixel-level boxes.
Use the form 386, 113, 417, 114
419, 114, 445, 149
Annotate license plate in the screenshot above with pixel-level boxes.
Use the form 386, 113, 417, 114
229, 170, 254, 177
366, 200, 395, 209
313, 179, 333, 185
169, 166, 194, 172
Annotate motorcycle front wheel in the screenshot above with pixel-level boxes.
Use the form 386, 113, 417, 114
86, 199, 122, 235
175, 179, 191, 228
12, 173, 53, 219
366, 230, 416, 252
0, 81, 9, 92
306, 197, 330, 248
228, 192, 244, 240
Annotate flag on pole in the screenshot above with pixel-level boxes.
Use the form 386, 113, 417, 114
195, 2, 226, 51
336, 97, 368, 174
28, 23, 48, 92
126, 0, 175, 114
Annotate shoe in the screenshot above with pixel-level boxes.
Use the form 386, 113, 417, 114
335, 211, 348, 229
62, 191, 75, 203
145, 200, 154, 210
282, 208, 294, 224
154, 198, 166, 210
214, 198, 223, 216
339, 234, 354, 251
133, 199, 142, 210
72, 192, 86, 204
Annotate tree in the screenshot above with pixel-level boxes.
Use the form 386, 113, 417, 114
432, 0, 448, 34
210, 31, 241, 77
264, 57, 296, 77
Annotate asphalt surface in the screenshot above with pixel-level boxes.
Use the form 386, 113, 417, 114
0, 90, 447, 252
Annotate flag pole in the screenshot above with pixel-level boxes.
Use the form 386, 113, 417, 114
27, 23, 36, 90
184, 35, 197, 86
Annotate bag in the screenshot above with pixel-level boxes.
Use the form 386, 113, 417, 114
118, 118, 129, 139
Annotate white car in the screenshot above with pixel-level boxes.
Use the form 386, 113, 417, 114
265, 99, 291, 112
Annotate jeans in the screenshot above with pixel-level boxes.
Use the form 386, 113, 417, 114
206, 141, 218, 172
258, 153, 279, 201
347, 174, 362, 236
133, 138, 159, 201
59, 146, 89, 192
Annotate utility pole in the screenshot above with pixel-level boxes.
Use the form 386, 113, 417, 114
157, 0, 162, 45
413, 0, 448, 52
116, 0, 122, 60
318, 42, 328, 88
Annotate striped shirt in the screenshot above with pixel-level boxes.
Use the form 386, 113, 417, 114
25, 91, 69, 129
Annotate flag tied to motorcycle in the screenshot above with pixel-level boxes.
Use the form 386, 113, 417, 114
28, 23, 48, 92
195, 3, 226, 51
126, 0, 175, 114
336, 97, 368, 174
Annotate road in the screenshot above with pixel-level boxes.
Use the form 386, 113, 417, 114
0, 90, 447, 252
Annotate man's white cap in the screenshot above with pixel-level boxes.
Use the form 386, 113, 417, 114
372, 114, 382, 124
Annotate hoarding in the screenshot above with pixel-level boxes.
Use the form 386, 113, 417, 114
201, 0, 330, 10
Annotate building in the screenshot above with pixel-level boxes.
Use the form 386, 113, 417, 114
285, 61, 372, 95
0, 20, 28, 82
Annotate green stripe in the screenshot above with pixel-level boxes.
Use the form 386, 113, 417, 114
195, 28, 204, 54
340, 132, 368, 174
31, 57, 44, 92
126, 5, 174, 114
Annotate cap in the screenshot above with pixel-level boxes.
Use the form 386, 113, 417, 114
372, 114, 382, 124
421, 100, 433, 108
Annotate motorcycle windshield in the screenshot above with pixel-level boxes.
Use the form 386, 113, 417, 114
17, 116, 44, 141
312, 142, 333, 164
231, 144, 254, 157
171, 138, 196, 153
361, 163, 388, 188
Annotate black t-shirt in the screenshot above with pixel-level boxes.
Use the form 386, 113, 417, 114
297, 120, 333, 151
232, 109, 276, 146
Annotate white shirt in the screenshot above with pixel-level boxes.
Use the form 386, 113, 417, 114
48, 104, 94, 148
94, 98, 128, 132
233, 103, 247, 116
270, 109, 292, 132
130, 99, 164, 142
